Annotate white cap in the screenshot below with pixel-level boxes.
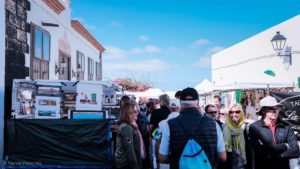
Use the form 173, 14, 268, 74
256, 96, 283, 115
170, 99, 181, 108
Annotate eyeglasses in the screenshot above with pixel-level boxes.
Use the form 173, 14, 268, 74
265, 107, 281, 112
219, 113, 226, 115
229, 110, 241, 114
207, 111, 217, 114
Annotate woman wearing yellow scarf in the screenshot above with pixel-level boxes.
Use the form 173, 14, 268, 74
221, 104, 251, 169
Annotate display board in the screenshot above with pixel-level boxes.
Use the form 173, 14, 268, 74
76, 83, 103, 111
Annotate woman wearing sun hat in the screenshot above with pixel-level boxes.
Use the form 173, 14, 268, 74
248, 96, 300, 169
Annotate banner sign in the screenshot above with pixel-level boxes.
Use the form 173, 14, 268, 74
271, 92, 300, 131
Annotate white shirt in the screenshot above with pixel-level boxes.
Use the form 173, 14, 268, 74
159, 112, 179, 131
159, 120, 225, 156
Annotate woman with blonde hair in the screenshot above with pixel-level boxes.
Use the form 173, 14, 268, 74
115, 101, 145, 169
221, 103, 252, 169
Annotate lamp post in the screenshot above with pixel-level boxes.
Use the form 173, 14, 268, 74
271, 31, 292, 65
55, 58, 66, 74
72, 63, 82, 78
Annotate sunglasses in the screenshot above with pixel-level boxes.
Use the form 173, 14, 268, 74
229, 110, 241, 114
219, 113, 226, 115
207, 111, 217, 114
264, 107, 281, 112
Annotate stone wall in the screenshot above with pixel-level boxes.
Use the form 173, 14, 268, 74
5, 0, 30, 117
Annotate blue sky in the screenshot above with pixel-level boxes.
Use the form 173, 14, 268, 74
70, 0, 300, 91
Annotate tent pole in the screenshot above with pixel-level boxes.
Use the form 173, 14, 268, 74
267, 84, 270, 96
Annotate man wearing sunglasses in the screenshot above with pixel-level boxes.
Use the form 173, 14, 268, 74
205, 104, 225, 131
248, 96, 299, 169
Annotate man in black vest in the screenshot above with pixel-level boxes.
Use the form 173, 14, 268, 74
159, 87, 226, 169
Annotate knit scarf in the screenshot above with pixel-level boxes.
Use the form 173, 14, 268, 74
223, 118, 247, 167
131, 122, 146, 159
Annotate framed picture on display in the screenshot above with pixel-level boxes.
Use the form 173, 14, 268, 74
35, 96, 61, 119
37, 85, 61, 96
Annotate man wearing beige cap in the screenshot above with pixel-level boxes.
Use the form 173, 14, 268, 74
249, 96, 300, 169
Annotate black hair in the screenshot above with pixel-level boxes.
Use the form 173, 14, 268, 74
175, 90, 182, 98
214, 95, 221, 102
204, 104, 216, 113
120, 95, 130, 107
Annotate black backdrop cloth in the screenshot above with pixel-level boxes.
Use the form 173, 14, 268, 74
5, 119, 111, 167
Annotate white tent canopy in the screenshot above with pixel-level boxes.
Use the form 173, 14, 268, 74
124, 88, 164, 99
213, 81, 294, 91
142, 88, 164, 98
195, 79, 213, 94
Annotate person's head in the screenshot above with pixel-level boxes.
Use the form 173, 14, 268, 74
175, 90, 182, 99
205, 104, 218, 120
180, 87, 199, 108
169, 99, 181, 112
120, 95, 130, 107
159, 94, 170, 107
213, 95, 222, 109
147, 101, 156, 113
218, 107, 228, 123
119, 101, 138, 124
227, 104, 245, 125
257, 96, 283, 121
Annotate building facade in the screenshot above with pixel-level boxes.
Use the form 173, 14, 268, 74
2, 0, 105, 160
5, 0, 105, 114
212, 15, 300, 91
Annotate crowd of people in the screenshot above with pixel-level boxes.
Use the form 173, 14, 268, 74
114, 87, 300, 169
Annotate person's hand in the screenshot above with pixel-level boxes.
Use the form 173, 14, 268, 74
285, 143, 289, 149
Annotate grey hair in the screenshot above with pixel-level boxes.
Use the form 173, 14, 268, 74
180, 100, 198, 107
159, 94, 170, 106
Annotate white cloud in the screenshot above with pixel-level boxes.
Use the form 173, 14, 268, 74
145, 45, 161, 53
105, 59, 176, 72
130, 45, 161, 55
188, 39, 210, 49
193, 46, 225, 68
109, 21, 122, 28
104, 45, 127, 59
131, 48, 144, 55
139, 35, 150, 41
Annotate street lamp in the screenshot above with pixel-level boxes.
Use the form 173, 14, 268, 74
55, 58, 66, 74
72, 63, 82, 78
271, 31, 292, 65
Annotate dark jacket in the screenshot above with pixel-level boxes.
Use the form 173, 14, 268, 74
249, 119, 300, 169
115, 123, 142, 169
168, 107, 218, 169
150, 105, 171, 134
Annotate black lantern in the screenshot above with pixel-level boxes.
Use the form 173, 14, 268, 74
271, 31, 292, 65
55, 58, 66, 74
72, 63, 82, 78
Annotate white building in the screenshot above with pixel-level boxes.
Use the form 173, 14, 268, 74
1, 0, 105, 161
27, 0, 105, 81
212, 15, 300, 91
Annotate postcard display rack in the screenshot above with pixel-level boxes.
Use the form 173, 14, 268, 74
11, 80, 63, 119
10, 80, 118, 119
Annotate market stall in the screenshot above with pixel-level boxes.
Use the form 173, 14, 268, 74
5, 79, 120, 168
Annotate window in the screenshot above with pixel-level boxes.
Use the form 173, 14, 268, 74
76, 51, 85, 80
95, 62, 101, 80
30, 24, 51, 79
88, 57, 94, 81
